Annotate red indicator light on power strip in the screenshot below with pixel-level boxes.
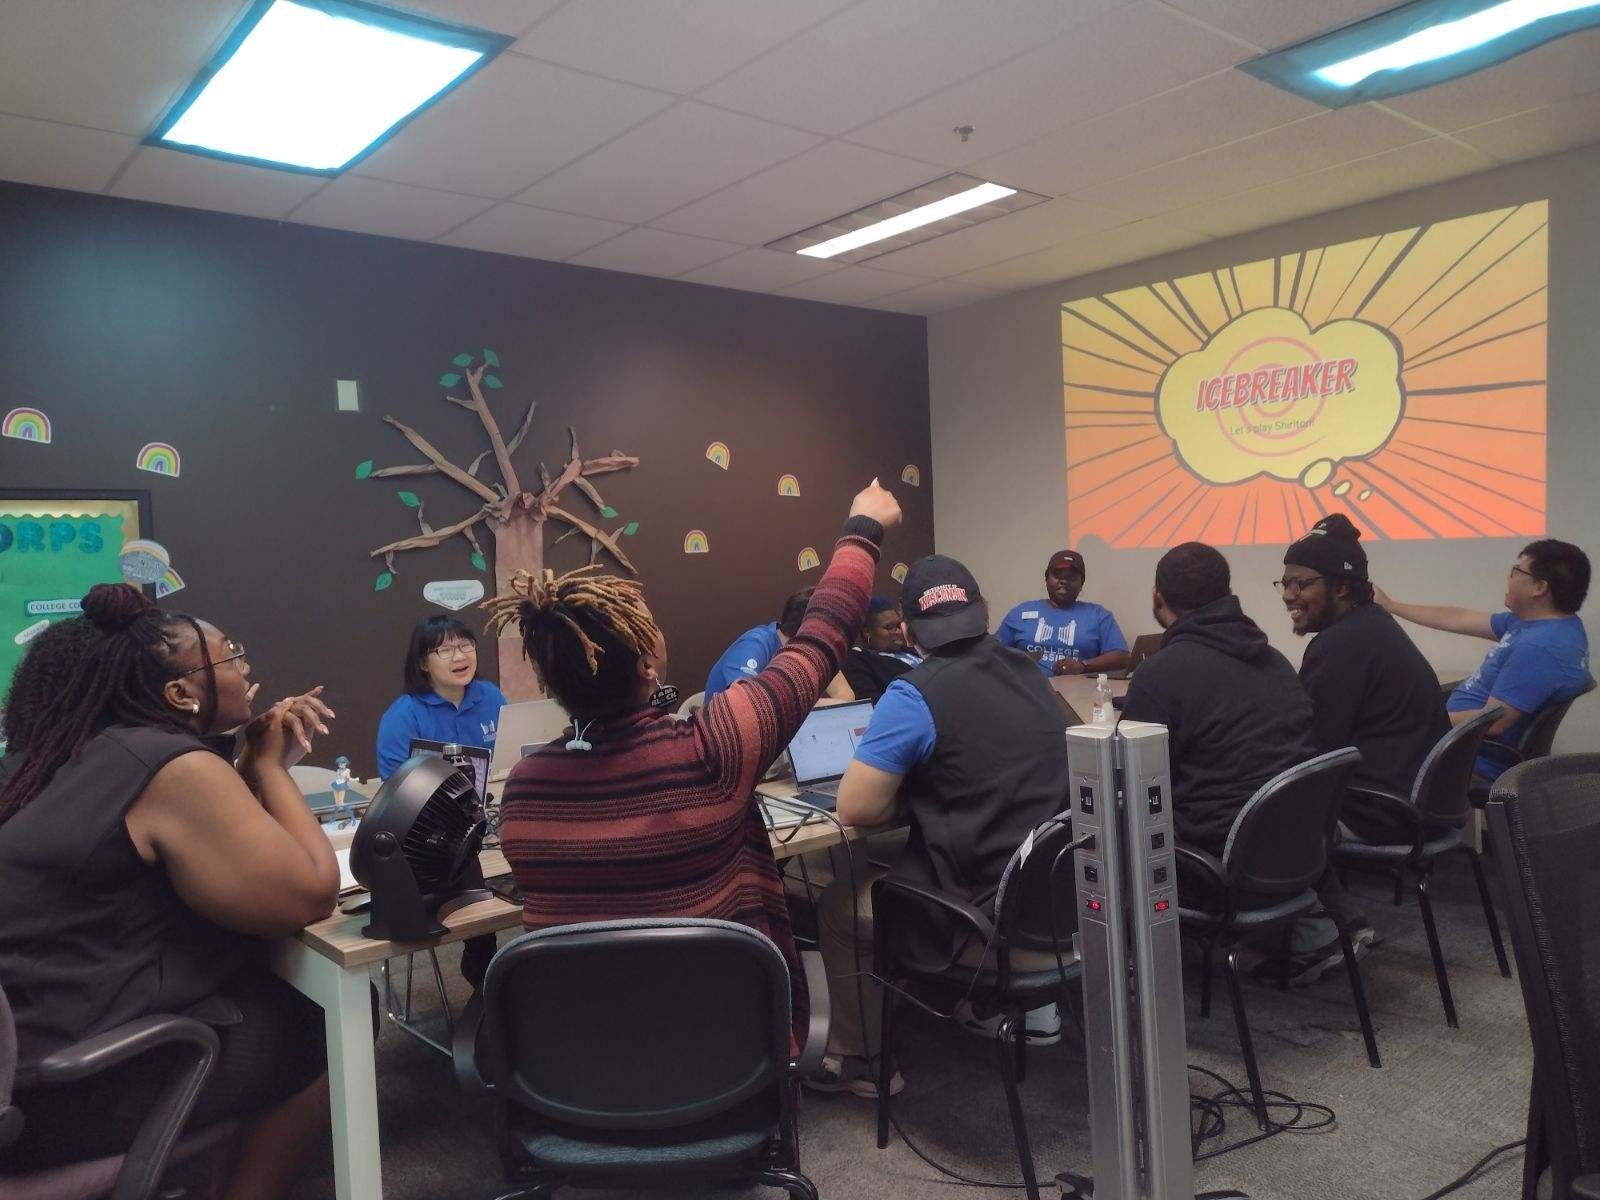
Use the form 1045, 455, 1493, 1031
1153, 899, 1170, 913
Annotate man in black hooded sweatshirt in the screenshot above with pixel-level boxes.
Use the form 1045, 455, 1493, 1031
1122, 542, 1315, 858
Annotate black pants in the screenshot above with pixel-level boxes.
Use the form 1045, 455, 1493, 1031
6, 968, 329, 1170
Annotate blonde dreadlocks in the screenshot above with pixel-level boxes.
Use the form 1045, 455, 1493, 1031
483, 566, 663, 718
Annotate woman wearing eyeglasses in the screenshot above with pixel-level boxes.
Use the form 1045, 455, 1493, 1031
0, 583, 338, 1197
374, 615, 508, 780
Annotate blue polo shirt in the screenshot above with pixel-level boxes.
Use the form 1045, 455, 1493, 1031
375, 678, 508, 779
996, 599, 1127, 674
1448, 611, 1591, 779
853, 679, 937, 775
705, 623, 784, 699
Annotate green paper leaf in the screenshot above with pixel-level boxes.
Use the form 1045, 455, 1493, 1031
354, 459, 373, 479
600, 505, 618, 519
483, 374, 503, 389
375, 572, 393, 592
452, 353, 474, 367
470, 552, 487, 572
397, 490, 421, 508
483, 348, 500, 367
440, 372, 461, 387
622, 521, 639, 537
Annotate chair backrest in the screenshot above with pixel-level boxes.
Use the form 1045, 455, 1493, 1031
287, 764, 337, 792
1222, 748, 1362, 897
1485, 756, 1600, 1183
676, 691, 707, 720
993, 813, 1082, 956
1516, 680, 1596, 761
1, 980, 21, 1152
480, 918, 790, 1132
1412, 708, 1502, 827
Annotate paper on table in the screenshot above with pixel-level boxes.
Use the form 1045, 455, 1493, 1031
335, 847, 361, 894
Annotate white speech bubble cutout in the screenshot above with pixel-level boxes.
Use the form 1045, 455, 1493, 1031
423, 579, 485, 611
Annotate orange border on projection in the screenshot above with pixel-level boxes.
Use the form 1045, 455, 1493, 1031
1061, 201, 1547, 548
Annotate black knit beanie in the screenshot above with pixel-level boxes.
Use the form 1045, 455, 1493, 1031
1284, 513, 1368, 581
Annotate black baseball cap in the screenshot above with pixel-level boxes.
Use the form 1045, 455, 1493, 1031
901, 554, 987, 650
1047, 549, 1085, 577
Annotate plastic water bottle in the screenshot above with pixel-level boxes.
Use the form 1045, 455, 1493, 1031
330, 755, 351, 826
1091, 674, 1114, 727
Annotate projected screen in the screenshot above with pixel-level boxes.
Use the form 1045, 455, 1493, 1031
1062, 201, 1547, 548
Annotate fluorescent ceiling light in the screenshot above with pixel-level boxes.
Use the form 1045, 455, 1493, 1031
149, 0, 510, 174
796, 182, 1018, 259
1239, 0, 1600, 108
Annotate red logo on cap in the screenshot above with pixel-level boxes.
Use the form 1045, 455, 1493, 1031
918, 584, 969, 611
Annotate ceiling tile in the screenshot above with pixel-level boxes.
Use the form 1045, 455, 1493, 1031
677, 247, 838, 292
1159, 0, 1399, 52
865, 277, 1002, 314
398, 0, 566, 35
956, 218, 1211, 290
355, 54, 673, 198
1454, 92, 1600, 164
111, 145, 324, 219
651, 140, 938, 243
567, 227, 744, 276
1383, 29, 1600, 133
0, 113, 136, 193
0, 0, 236, 136
1259, 137, 1496, 215
515, 0, 854, 94
516, 102, 819, 224
970, 69, 1319, 197
847, 1, 1247, 167
865, 197, 1126, 278
777, 265, 919, 305
697, 0, 1121, 136
292, 176, 495, 240
1066, 106, 1427, 219
437, 201, 629, 259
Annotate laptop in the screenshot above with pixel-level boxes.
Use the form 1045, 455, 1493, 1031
1104, 633, 1163, 680
784, 699, 874, 810
488, 698, 571, 779
408, 738, 492, 801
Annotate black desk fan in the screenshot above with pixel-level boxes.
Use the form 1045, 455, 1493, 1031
349, 753, 493, 939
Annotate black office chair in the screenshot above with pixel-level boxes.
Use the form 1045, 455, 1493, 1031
0, 980, 234, 1200
1332, 708, 1510, 1029
1469, 681, 1596, 810
871, 815, 1082, 1200
1175, 747, 1379, 1131
451, 918, 828, 1200
1484, 756, 1600, 1200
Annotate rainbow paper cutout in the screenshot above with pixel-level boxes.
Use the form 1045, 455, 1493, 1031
135, 442, 181, 477
3, 407, 51, 443
777, 474, 800, 497
705, 442, 731, 470
890, 562, 908, 583
797, 547, 820, 572
683, 530, 710, 554
119, 539, 172, 585
155, 568, 186, 599
900, 464, 921, 487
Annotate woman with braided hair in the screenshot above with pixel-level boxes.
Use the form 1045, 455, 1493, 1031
0, 583, 339, 1198
494, 480, 901, 1056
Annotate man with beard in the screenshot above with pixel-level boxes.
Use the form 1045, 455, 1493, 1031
997, 549, 1129, 676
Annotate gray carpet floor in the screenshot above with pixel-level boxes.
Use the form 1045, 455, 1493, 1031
289, 854, 1531, 1200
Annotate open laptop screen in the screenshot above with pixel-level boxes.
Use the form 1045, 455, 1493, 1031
786, 701, 873, 786
408, 738, 491, 800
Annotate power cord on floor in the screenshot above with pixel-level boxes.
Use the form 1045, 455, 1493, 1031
1414, 1138, 1525, 1200
1188, 1063, 1336, 1162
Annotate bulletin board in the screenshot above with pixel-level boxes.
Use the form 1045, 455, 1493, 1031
0, 489, 152, 707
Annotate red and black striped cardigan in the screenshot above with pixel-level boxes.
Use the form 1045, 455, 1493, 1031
500, 522, 881, 1048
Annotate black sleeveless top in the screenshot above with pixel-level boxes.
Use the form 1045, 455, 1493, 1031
0, 726, 248, 1081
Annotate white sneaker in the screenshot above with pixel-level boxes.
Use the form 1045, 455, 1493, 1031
955, 1001, 1061, 1046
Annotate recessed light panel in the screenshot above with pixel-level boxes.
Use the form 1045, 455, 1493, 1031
149, 0, 510, 174
1240, 0, 1600, 108
767, 174, 1049, 266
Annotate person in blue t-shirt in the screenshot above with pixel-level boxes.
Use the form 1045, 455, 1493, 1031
375, 616, 508, 780
705, 587, 852, 700
996, 549, 1130, 676
1378, 539, 1592, 780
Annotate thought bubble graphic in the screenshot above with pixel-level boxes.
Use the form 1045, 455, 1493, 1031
1156, 308, 1402, 489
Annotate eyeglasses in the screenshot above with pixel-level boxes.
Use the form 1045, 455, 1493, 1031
1509, 565, 1537, 581
1273, 575, 1327, 596
431, 641, 477, 661
177, 639, 246, 676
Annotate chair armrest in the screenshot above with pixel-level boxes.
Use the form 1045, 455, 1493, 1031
794, 951, 830, 1078
872, 876, 995, 945
1479, 736, 1524, 765
1571, 1175, 1600, 1200
1342, 787, 1420, 831
1173, 844, 1226, 892
35, 1015, 219, 1086
451, 991, 494, 1097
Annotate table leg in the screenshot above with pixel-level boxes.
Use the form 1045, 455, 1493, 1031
272, 941, 384, 1200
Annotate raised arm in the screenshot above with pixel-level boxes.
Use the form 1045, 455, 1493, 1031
703, 481, 899, 794
1374, 584, 1496, 640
